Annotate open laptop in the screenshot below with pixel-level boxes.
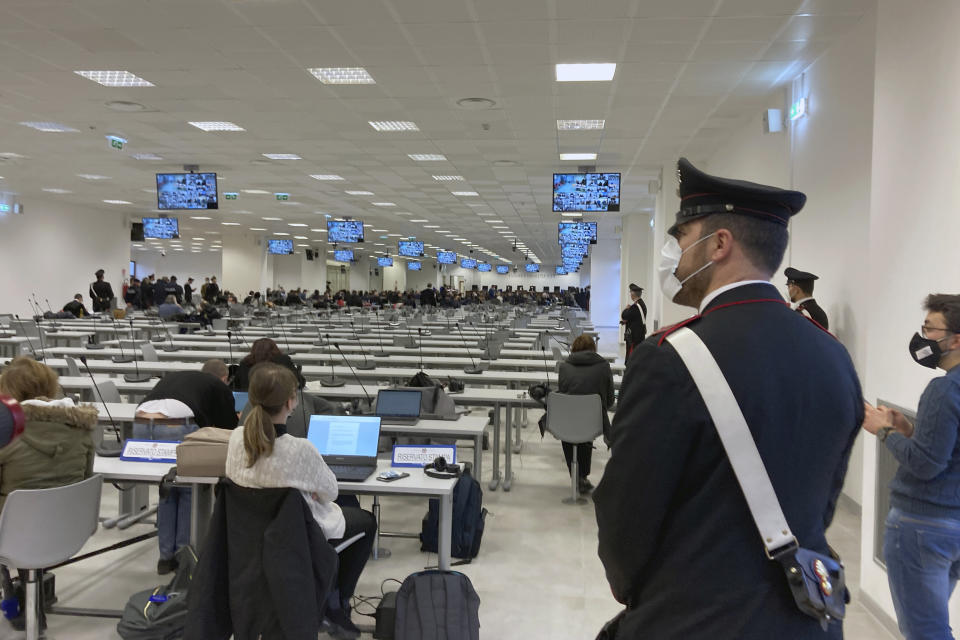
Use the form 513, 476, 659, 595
375, 389, 422, 425
307, 415, 381, 482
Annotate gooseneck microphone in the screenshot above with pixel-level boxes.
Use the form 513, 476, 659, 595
372, 310, 389, 358
124, 319, 151, 383
31, 316, 47, 362
227, 330, 235, 366
351, 321, 375, 370
162, 327, 180, 352
277, 311, 297, 355
79, 355, 123, 452
37, 296, 59, 332
319, 334, 344, 387
334, 344, 373, 411
456, 323, 483, 375
417, 328, 426, 372
540, 346, 553, 389
110, 315, 133, 363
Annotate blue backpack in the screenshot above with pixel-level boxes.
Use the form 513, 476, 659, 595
420, 468, 487, 560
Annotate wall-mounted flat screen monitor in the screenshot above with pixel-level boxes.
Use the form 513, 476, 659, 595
334, 249, 354, 262
156, 172, 218, 210
477, 262, 492, 272
407, 261, 422, 271
327, 220, 364, 243
556, 266, 568, 275
496, 265, 509, 274
561, 243, 589, 260
437, 251, 457, 264
268, 239, 294, 255
460, 258, 477, 269
398, 240, 424, 257
558, 221, 598, 244
377, 256, 393, 267
524, 263, 540, 273
142, 217, 180, 239
552, 172, 620, 212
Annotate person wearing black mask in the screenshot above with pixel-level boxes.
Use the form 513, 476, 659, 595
619, 283, 647, 359
862, 293, 960, 640
89, 269, 114, 313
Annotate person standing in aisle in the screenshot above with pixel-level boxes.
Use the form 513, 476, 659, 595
89, 269, 114, 313
784, 267, 829, 330
620, 283, 647, 359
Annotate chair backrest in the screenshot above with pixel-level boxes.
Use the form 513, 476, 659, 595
98, 379, 122, 403
0, 475, 102, 569
65, 355, 81, 377
140, 342, 159, 362
546, 393, 603, 444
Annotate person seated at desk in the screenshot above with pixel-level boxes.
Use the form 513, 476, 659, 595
136, 359, 238, 574
0, 357, 96, 631
232, 337, 305, 391
557, 334, 615, 494
226, 364, 375, 640
196, 300, 221, 328
157, 294, 185, 320
62, 293, 91, 318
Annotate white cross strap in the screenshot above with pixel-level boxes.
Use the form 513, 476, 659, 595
666, 327, 797, 556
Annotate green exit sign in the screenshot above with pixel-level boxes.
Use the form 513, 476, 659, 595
275, 193, 289, 201
224, 192, 238, 200
107, 135, 126, 150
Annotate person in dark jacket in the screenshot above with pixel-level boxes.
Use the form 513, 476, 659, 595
138, 360, 239, 430
140, 276, 155, 309
420, 283, 437, 307
204, 276, 220, 304
784, 267, 829, 330
557, 334, 614, 494
594, 158, 862, 639
862, 293, 960, 639
62, 294, 90, 318
620, 283, 647, 358
89, 269, 114, 313
233, 338, 305, 391
183, 278, 194, 307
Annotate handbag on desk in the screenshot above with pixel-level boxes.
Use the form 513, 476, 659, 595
665, 327, 846, 631
176, 427, 231, 477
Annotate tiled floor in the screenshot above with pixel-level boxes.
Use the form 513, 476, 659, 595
0, 329, 901, 639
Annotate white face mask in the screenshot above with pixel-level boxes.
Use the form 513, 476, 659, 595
658, 233, 716, 301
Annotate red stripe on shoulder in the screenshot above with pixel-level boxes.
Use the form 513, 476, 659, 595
655, 315, 701, 346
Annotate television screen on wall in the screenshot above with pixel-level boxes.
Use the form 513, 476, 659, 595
327, 220, 364, 243
552, 172, 620, 212
377, 256, 393, 267
477, 262, 492, 272
558, 221, 598, 244
398, 241, 424, 257
156, 172, 218, 210
496, 265, 509, 274
407, 261, 422, 271
268, 239, 294, 255
142, 217, 180, 239
460, 258, 477, 269
334, 249, 354, 262
437, 250, 457, 264
524, 263, 540, 273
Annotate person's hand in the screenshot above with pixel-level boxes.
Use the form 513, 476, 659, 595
888, 408, 915, 437
861, 401, 892, 435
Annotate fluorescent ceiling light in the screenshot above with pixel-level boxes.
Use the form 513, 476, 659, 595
242, 189, 269, 194
559, 153, 597, 161
188, 121, 244, 132
557, 119, 605, 130
310, 174, 344, 181
388, 233, 402, 237
190, 216, 212, 220
432, 175, 464, 181
452, 191, 479, 196
486, 219, 503, 223
556, 63, 616, 82
77, 174, 111, 180
249, 227, 266, 231
221, 222, 241, 226
310, 228, 324, 232
560, 212, 584, 217
103, 199, 132, 204
273, 232, 290, 236
372, 229, 388, 232
346, 190, 374, 195
288, 223, 308, 227
372, 202, 396, 207
131, 153, 163, 160
492, 226, 509, 229
294, 235, 308, 239
297, 244, 310, 247
42, 188, 71, 194
20, 121, 79, 132
424, 225, 439, 228
307, 67, 375, 85
262, 217, 282, 221
74, 70, 154, 87
0, 153, 27, 159
262, 153, 301, 160
408, 154, 446, 161
410, 219, 428, 223
369, 121, 419, 132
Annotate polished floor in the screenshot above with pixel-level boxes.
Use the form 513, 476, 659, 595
0, 330, 901, 639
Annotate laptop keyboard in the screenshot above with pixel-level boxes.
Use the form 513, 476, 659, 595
328, 464, 375, 482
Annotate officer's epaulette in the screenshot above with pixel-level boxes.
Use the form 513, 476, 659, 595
654, 315, 702, 346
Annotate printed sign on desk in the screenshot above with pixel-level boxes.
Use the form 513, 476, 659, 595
392, 445, 456, 468
121, 439, 179, 463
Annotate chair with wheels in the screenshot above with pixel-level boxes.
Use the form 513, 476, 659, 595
545, 392, 603, 505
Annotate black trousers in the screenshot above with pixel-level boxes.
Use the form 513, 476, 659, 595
327, 506, 376, 604
562, 442, 592, 479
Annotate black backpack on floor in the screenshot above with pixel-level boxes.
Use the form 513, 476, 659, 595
117, 546, 197, 640
420, 467, 487, 560
394, 570, 480, 640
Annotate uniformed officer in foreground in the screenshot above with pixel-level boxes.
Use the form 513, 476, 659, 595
593, 158, 863, 639
785, 267, 829, 329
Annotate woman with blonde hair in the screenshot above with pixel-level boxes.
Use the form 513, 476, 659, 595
225, 363, 374, 639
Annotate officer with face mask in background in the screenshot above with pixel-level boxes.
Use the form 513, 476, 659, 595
862, 294, 960, 640
593, 158, 863, 639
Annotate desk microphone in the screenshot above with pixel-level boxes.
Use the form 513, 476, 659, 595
404, 327, 417, 349
37, 296, 59, 332
276, 312, 297, 355
110, 315, 133, 363
78, 355, 122, 451
417, 328, 425, 372
162, 328, 180, 352
540, 346, 553, 389
124, 319, 151, 383
26, 297, 43, 323
351, 321, 375, 370
227, 330, 235, 366
456, 323, 483, 375
372, 310, 389, 358
319, 334, 344, 387
235, 327, 250, 349
334, 344, 373, 411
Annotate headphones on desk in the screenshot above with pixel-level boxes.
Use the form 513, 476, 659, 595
424, 456, 462, 480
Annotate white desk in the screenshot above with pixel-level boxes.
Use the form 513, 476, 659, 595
93, 457, 457, 570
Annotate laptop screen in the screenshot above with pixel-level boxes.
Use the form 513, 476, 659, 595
307, 415, 381, 457
376, 389, 422, 417
232, 392, 248, 413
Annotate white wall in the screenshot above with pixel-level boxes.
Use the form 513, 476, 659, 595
620, 213, 655, 335
222, 234, 269, 295
862, 0, 960, 623
589, 216, 622, 328
0, 198, 130, 317
131, 248, 221, 285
